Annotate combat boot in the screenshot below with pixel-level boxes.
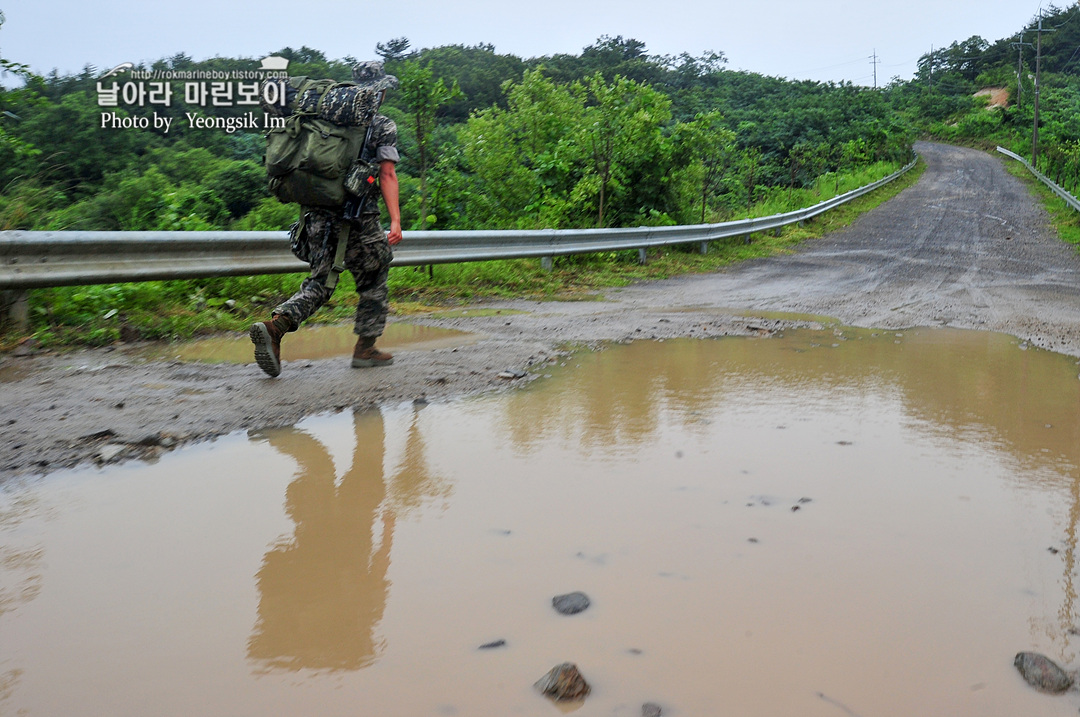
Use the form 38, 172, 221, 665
250, 314, 294, 377
351, 336, 394, 368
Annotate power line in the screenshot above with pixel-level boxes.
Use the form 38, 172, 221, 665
1059, 43, 1080, 72
883, 58, 921, 68
1048, 5, 1080, 30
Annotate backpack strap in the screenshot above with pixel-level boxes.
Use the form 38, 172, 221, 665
324, 220, 350, 290
297, 210, 349, 290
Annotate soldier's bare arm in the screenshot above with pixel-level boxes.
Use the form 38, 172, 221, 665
379, 160, 402, 245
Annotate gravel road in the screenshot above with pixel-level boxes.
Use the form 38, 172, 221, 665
3, 141, 1079, 478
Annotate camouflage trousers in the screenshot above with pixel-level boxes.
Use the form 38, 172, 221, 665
273, 210, 393, 338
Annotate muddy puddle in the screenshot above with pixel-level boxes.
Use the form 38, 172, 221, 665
139, 321, 477, 363
3, 326, 1080, 716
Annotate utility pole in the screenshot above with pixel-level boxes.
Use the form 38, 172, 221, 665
1032, 14, 1056, 165
1011, 31, 1031, 108
1034, 19, 1043, 164
929, 45, 933, 90
870, 49, 881, 89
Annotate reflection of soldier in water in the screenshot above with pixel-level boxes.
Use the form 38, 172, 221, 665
248, 411, 393, 672
248, 407, 445, 672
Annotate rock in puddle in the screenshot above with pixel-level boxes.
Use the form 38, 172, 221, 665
552, 591, 590, 615
1014, 651, 1074, 693
534, 662, 590, 702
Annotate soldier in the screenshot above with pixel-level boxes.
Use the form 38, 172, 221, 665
250, 61, 403, 378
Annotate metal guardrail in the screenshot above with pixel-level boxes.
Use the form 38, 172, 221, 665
996, 146, 1080, 213
0, 157, 917, 291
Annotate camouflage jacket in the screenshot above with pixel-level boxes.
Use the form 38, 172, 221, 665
367, 115, 399, 164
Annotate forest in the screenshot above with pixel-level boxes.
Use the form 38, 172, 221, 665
0, 33, 914, 234
1, 5, 1078, 345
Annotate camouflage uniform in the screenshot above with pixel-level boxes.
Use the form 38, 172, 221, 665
273, 114, 399, 339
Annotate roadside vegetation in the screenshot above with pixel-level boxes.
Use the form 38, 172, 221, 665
1002, 162, 1080, 249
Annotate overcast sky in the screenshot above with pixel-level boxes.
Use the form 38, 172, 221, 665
0, 0, 1056, 86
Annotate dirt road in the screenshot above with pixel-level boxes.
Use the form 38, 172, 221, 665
3, 141, 1079, 478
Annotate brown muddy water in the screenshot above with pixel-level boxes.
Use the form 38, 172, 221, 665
141, 321, 477, 363
3, 326, 1080, 716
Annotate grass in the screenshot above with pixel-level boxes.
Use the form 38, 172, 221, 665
0, 159, 925, 351
1000, 158, 1080, 249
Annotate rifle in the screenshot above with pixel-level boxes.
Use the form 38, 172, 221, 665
342, 90, 386, 222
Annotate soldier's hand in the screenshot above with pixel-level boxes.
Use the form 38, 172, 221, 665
386, 220, 402, 246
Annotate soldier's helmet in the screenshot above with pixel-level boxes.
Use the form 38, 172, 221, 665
352, 61, 399, 92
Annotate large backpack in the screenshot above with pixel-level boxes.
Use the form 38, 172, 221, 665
263, 77, 381, 208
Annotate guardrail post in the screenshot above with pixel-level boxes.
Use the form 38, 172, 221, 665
1, 289, 29, 332
638, 248, 647, 265
744, 234, 752, 245
540, 256, 553, 272
699, 241, 708, 255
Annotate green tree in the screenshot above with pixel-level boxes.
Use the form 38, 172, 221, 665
575, 72, 672, 227
398, 60, 463, 229
9, 92, 162, 189
674, 111, 736, 222
375, 37, 413, 62
207, 160, 265, 218
392, 44, 525, 123
540, 36, 667, 88
458, 69, 585, 229
740, 146, 762, 209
